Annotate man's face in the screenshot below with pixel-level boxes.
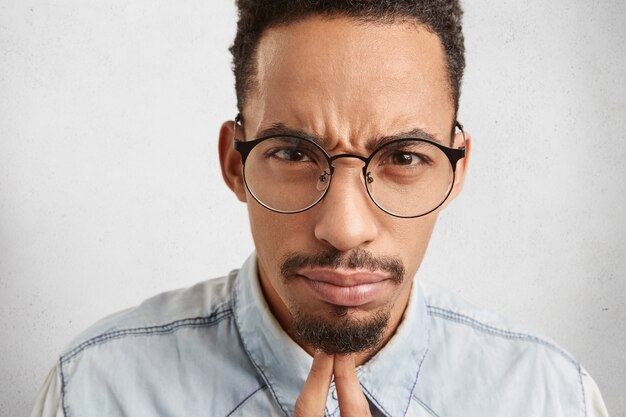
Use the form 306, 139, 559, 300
220, 16, 468, 353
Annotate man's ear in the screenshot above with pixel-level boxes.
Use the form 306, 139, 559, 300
442, 129, 472, 207
218, 120, 247, 202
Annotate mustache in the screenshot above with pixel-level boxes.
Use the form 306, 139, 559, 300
280, 248, 405, 285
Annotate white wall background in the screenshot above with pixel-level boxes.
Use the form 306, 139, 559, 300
1, 1, 624, 416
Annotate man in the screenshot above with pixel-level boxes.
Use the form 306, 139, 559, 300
32, 1, 609, 416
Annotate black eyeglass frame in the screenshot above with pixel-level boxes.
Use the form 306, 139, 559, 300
233, 114, 466, 218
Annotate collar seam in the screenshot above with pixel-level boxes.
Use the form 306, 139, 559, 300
361, 383, 393, 417
225, 384, 269, 417
402, 344, 430, 417
412, 395, 441, 417
232, 271, 291, 417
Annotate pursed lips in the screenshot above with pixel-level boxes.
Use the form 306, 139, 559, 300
295, 268, 391, 307
297, 268, 390, 286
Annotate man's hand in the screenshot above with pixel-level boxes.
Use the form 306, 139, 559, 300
294, 352, 372, 417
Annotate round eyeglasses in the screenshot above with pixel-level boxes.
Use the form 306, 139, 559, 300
233, 115, 466, 218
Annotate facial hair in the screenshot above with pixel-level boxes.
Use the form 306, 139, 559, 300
280, 247, 406, 354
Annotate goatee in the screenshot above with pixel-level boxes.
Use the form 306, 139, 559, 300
292, 307, 390, 354
280, 247, 405, 354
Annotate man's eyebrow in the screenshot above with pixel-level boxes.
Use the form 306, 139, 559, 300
366, 128, 442, 151
256, 123, 329, 147
255, 123, 442, 152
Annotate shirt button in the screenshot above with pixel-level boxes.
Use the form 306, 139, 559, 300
332, 389, 338, 400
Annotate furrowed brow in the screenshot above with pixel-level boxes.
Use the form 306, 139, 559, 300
255, 123, 328, 148
365, 128, 442, 152
255, 123, 442, 152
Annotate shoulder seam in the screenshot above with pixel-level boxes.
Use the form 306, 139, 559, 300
427, 305, 579, 367
61, 302, 233, 364
59, 356, 69, 417
579, 366, 587, 417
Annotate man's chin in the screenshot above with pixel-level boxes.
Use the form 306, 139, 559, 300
291, 307, 390, 354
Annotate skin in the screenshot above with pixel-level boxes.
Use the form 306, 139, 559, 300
296, 353, 372, 417
219, 16, 471, 416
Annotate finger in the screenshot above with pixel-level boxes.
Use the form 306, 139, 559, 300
334, 354, 372, 417
294, 351, 334, 417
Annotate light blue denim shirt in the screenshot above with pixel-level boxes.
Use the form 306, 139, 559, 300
32, 253, 609, 417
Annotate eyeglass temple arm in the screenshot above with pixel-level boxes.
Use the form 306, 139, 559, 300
233, 114, 243, 149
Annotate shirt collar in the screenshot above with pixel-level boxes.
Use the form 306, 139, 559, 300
233, 252, 430, 417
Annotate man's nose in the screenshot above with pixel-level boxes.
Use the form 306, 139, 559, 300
313, 164, 379, 252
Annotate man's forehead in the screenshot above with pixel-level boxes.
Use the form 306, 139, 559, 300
254, 16, 446, 89
244, 15, 455, 143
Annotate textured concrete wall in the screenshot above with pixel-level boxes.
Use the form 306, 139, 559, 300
1, 1, 624, 416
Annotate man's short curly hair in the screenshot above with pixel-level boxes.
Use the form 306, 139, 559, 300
230, 0, 465, 115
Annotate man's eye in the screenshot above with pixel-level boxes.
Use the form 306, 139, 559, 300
387, 151, 429, 166
270, 148, 312, 162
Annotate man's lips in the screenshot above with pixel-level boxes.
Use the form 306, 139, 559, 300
295, 268, 391, 307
